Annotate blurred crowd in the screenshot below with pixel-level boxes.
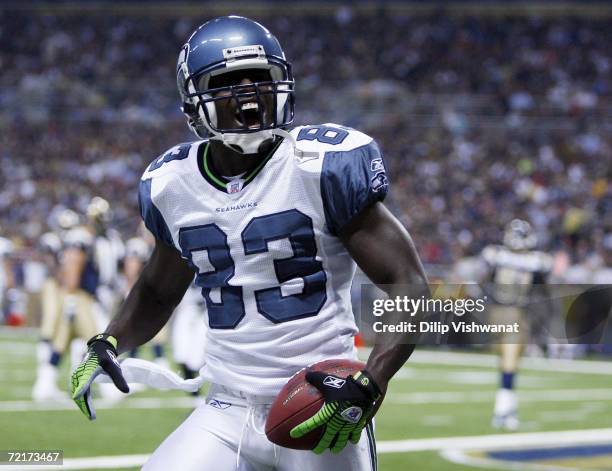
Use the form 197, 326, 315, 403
1, 7, 611, 267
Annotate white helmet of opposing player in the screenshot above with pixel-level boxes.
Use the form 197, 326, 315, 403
57, 209, 80, 231
503, 219, 537, 251
87, 197, 113, 223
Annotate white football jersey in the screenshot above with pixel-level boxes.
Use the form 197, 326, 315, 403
139, 124, 389, 395
481, 245, 553, 306
95, 229, 125, 288
125, 236, 152, 262
63, 226, 124, 299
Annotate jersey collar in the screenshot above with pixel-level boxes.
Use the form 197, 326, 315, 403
198, 139, 283, 193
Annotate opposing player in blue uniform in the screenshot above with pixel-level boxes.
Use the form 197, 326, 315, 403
71, 16, 428, 470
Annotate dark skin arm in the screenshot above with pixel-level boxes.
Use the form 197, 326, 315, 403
106, 239, 195, 354
340, 201, 429, 394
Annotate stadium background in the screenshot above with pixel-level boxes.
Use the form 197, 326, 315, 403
1, 1, 611, 470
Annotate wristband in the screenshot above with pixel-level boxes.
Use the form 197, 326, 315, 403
87, 333, 118, 350
353, 370, 382, 401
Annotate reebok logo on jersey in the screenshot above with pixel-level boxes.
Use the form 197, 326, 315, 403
322, 376, 346, 389
370, 158, 384, 172
209, 399, 232, 409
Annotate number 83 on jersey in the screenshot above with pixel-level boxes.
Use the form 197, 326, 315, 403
179, 208, 327, 329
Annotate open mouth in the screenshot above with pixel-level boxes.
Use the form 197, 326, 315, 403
234, 101, 264, 129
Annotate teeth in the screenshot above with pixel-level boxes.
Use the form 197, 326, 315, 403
241, 102, 258, 111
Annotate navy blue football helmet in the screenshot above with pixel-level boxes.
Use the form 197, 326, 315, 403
177, 16, 295, 150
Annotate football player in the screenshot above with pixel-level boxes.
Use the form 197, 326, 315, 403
31, 230, 64, 400
35, 199, 124, 399
0, 231, 15, 322
71, 16, 428, 470
32, 210, 79, 400
482, 219, 552, 431
85, 197, 125, 320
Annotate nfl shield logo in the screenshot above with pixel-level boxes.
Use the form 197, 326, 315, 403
227, 179, 244, 194
341, 406, 363, 424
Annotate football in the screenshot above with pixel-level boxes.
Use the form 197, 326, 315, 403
265, 358, 365, 450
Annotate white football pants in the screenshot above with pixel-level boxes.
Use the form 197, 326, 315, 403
143, 383, 377, 471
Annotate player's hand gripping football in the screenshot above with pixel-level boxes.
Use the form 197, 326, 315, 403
290, 370, 382, 454
71, 334, 129, 420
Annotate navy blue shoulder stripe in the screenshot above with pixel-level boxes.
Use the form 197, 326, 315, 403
138, 178, 174, 248
320, 140, 389, 236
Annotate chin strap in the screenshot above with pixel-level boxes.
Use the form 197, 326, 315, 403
208, 128, 274, 155
270, 128, 319, 160
207, 127, 320, 160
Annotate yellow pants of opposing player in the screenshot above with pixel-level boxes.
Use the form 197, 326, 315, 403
41, 283, 98, 355
490, 305, 526, 372
39, 279, 61, 341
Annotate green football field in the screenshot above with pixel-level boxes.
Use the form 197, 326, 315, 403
1, 329, 612, 470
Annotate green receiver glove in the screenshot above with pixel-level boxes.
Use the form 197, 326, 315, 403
71, 334, 129, 420
290, 369, 382, 454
